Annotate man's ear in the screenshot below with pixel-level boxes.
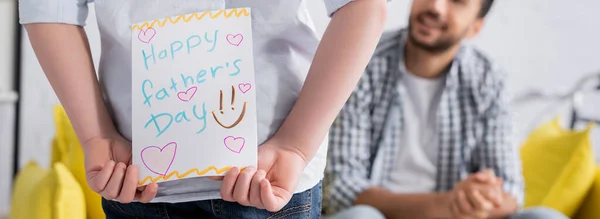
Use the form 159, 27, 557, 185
466, 19, 485, 39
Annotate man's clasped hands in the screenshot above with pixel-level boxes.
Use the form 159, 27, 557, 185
448, 169, 507, 219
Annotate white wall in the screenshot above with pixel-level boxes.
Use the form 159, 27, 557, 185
307, 0, 600, 152
0, 0, 14, 91
470, 0, 600, 147
0, 0, 16, 214
16, 0, 600, 184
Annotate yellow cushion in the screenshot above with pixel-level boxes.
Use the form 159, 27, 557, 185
52, 105, 106, 219
520, 117, 596, 217
9, 162, 86, 219
9, 161, 47, 219
29, 163, 86, 219
574, 166, 600, 219
51, 137, 67, 165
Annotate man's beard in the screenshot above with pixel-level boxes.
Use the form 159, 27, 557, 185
407, 21, 464, 53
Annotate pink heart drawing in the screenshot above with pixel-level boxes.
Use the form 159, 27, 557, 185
226, 34, 244, 46
238, 83, 252, 94
224, 136, 246, 153
138, 27, 156, 44
177, 86, 198, 102
141, 142, 177, 176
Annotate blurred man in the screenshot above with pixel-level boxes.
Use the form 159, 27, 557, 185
323, 0, 567, 218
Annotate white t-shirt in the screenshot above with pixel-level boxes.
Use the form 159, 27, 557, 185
387, 69, 445, 193
19, 0, 356, 203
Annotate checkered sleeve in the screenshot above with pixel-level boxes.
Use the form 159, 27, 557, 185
477, 67, 525, 208
323, 66, 377, 215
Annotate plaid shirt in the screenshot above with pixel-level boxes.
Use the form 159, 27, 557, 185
323, 29, 524, 214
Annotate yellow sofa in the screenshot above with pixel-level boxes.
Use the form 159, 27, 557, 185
9, 106, 105, 219
50, 106, 105, 219
520, 117, 599, 219
9, 107, 600, 218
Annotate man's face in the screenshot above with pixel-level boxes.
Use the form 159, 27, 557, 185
408, 0, 485, 53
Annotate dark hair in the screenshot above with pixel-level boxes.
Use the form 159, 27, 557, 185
478, 0, 494, 18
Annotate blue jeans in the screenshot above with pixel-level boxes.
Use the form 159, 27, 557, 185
102, 182, 322, 219
326, 205, 569, 219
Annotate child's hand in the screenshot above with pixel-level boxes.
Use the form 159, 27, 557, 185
217, 139, 308, 212
82, 135, 159, 203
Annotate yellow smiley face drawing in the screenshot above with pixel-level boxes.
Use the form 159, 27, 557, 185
212, 85, 247, 129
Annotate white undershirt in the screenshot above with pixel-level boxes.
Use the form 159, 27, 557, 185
388, 70, 445, 193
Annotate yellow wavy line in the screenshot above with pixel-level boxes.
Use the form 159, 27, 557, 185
139, 166, 235, 185
132, 8, 250, 31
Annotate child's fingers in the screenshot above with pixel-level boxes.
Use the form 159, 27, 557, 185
116, 165, 139, 203
88, 160, 116, 193
102, 162, 127, 200
249, 170, 266, 208
232, 167, 257, 206
260, 179, 279, 212
220, 167, 240, 202
260, 179, 289, 212
135, 183, 158, 203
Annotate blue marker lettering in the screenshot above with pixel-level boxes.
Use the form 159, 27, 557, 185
210, 66, 223, 78
230, 59, 242, 76
156, 88, 170, 100
142, 44, 156, 70
170, 41, 183, 60
175, 111, 191, 123
186, 35, 201, 54
144, 113, 173, 138
192, 103, 207, 134
141, 79, 154, 108
180, 73, 195, 88
169, 78, 178, 92
159, 49, 168, 60
205, 30, 218, 52
196, 70, 207, 83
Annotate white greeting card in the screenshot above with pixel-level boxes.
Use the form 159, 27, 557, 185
130, 8, 257, 186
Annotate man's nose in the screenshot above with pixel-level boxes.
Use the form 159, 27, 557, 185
426, 0, 447, 17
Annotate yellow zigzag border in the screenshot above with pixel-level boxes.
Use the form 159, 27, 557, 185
131, 8, 250, 31
139, 166, 235, 185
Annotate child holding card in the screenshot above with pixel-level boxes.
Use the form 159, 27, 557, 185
20, 0, 388, 218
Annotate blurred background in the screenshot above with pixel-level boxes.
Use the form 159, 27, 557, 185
1, 0, 599, 217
